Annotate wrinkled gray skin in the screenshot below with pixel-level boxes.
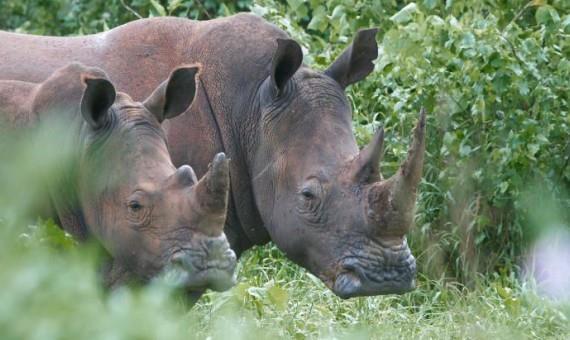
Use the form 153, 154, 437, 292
0, 14, 426, 298
0, 63, 237, 293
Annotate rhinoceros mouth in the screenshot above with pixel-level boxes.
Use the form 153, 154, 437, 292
171, 265, 237, 291
163, 255, 237, 292
331, 252, 417, 299
163, 236, 237, 292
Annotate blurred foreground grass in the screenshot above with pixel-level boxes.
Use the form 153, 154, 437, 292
0, 220, 569, 339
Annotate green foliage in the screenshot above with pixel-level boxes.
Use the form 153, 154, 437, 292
0, 221, 192, 339
1, 220, 568, 338
191, 243, 570, 339
20, 219, 78, 250
0, 0, 251, 35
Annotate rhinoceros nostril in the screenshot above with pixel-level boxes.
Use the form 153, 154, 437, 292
169, 252, 191, 269
333, 269, 363, 299
202, 235, 230, 254
205, 240, 236, 269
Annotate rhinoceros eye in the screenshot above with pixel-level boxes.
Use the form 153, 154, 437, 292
127, 200, 143, 213
126, 192, 152, 227
297, 180, 324, 223
301, 188, 315, 200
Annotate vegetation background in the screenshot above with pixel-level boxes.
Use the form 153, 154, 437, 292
0, 0, 569, 338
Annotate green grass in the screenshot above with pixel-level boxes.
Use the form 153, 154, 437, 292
190, 244, 569, 339
1, 220, 568, 339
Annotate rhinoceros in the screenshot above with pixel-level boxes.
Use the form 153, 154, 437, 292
0, 62, 237, 293
0, 13, 426, 298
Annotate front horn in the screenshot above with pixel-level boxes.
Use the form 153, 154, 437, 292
190, 153, 230, 236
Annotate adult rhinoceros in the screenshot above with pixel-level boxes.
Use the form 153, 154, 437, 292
0, 13, 426, 298
0, 63, 237, 293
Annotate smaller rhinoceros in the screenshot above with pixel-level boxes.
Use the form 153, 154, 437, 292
0, 62, 237, 293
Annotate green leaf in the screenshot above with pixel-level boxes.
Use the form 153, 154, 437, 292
307, 6, 326, 32
149, 0, 167, 17
459, 143, 472, 157
459, 32, 475, 50
443, 131, 455, 146
250, 4, 269, 17
287, 0, 305, 10
390, 3, 418, 25
562, 15, 570, 33
168, 0, 182, 13
246, 286, 264, 300
331, 5, 345, 21
499, 181, 509, 194
535, 5, 560, 27
492, 72, 510, 93
517, 81, 529, 96
423, 0, 438, 10
287, 0, 308, 18
527, 143, 539, 157
475, 233, 486, 245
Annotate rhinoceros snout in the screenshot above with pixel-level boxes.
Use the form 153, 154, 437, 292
332, 242, 417, 298
166, 235, 237, 292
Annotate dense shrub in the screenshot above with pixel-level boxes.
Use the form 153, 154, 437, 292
0, 0, 251, 35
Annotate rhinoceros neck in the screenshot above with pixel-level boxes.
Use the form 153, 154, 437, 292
194, 75, 271, 253
163, 14, 288, 253
36, 115, 90, 240
203, 19, 292, 252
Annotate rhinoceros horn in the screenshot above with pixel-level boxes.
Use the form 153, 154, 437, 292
189, 152, 230, 236
350, 127, 385, 184
351, 108, 426, 236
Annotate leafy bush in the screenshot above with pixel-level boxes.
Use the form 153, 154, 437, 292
0, 0, 251, 35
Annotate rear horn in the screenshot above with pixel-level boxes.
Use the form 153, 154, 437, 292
360, 108, 427, 235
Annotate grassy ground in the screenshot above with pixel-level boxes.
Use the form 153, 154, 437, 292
190, 244, 569, 339
1, 220, 568, 339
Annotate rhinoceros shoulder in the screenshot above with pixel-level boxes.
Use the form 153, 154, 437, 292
0, 80, 38, 127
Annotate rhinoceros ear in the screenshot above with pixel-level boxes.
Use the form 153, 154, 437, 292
144, 65, 199, 123
81, 77, 116, 129
325, 28, 379, 88
270, 39, 303, 95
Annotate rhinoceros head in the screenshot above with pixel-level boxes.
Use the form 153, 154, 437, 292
252, 30, 426, 298
34, 63, 236, 292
